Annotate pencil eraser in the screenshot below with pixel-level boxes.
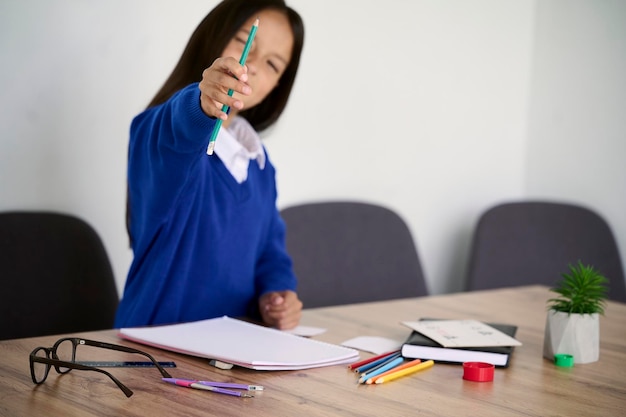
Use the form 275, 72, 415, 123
209, 359, 234, 370
462, 362, 494, 382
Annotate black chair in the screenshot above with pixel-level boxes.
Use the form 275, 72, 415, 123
280, 201, 428, 308
465, 201, 626, 303
0, 212, 119, 340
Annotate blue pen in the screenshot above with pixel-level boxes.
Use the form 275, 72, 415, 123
358, 356, 405, 384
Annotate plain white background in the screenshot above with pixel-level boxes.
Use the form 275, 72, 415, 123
1, 0, 624, 297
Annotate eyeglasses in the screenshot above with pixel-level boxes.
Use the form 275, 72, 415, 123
29, 337, 172, 397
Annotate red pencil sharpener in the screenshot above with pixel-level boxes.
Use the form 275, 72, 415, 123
462, 362, 495, 382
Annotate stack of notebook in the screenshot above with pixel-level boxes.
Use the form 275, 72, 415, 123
400, 319, 521, 367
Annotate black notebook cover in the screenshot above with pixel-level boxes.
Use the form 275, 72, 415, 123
401, 319, 518, 368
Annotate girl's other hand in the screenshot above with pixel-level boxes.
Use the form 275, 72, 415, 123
199, 57, 252, 120
259, 290, 302, 330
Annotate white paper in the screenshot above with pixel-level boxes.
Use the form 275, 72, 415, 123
401, 319, 522, 348
119, 316, 359, 370
285, 325, 327, 337
341, 336, 403, 354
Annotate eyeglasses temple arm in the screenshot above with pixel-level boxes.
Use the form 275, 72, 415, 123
30, 355, 133, 397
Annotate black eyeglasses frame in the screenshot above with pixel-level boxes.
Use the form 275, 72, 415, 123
29, 337, 172, 398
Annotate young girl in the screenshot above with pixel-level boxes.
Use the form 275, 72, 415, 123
114, 0, 304, 330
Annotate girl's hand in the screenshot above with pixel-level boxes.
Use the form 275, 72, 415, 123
198, 57, 252, 120
259, 290, 303, 330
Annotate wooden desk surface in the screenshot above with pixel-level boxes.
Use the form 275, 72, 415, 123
1, 286, 624, 417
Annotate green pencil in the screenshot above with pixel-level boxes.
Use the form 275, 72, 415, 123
207, 18, 259, 155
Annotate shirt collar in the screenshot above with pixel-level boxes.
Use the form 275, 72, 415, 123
210, 117, 266, 183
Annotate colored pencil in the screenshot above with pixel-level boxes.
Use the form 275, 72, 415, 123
374, 360, 434, 384
348, 350, 400, 370
354, 351, 401, 374
358, 352, 402, 376
358, 356, 404, 384
366, 358, 422, 384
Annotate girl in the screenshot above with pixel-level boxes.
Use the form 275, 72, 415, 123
114, 0, 304, 330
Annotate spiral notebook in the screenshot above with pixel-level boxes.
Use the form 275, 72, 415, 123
119, 316, 359, 371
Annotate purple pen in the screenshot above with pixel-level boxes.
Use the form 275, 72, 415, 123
162, 378, 254, 398
197, 380, 264, 391
188, 382, 253, 397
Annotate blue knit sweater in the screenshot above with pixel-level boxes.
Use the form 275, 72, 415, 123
114, 84, 297, 328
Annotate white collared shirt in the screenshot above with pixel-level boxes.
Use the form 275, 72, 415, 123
210, 117, 266, 183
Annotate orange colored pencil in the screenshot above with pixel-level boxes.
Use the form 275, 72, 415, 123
375, 360, 434, 384
365, 358, 422, 385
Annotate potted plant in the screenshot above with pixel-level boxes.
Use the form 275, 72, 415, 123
543, 261, 608, 364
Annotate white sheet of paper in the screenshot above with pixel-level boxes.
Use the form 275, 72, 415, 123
341, 336, 404, 354
119, 316, 358, 370
401, 319, 522, 348
285, 325, 327, 337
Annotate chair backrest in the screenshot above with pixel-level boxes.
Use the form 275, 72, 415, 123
0, 212, 119, 340
465, 201, 626, 302
280, 201, 428, 308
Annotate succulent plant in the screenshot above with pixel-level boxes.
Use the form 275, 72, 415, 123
547, 261, 608, 315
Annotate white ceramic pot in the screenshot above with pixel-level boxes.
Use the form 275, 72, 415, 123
543, 310, 599, 364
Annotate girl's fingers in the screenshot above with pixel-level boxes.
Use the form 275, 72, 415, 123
199, 60, 250, 117
212, 56, 248, 82
204, 57, 250, 96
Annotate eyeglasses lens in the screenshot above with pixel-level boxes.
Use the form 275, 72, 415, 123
32, 347, 50, 383
55, 339, 76, 373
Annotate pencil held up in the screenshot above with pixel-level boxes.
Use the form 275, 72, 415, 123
207, 18, 259, 155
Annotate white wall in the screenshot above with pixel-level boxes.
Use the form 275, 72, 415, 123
1, 0, 623, 297
525, 0, 626, 268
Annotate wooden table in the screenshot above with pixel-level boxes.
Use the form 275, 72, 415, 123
1, 286, 624, 416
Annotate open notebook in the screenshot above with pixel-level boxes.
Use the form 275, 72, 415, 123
119, 316, 359, 371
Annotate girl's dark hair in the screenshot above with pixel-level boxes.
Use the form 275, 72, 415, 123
127, 0, 304, 244
148, 0, 305, 132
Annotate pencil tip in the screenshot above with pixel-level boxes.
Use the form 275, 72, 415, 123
254, 18, 259, 26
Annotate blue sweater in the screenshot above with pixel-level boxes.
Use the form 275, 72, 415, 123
114, 84, 297, 328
